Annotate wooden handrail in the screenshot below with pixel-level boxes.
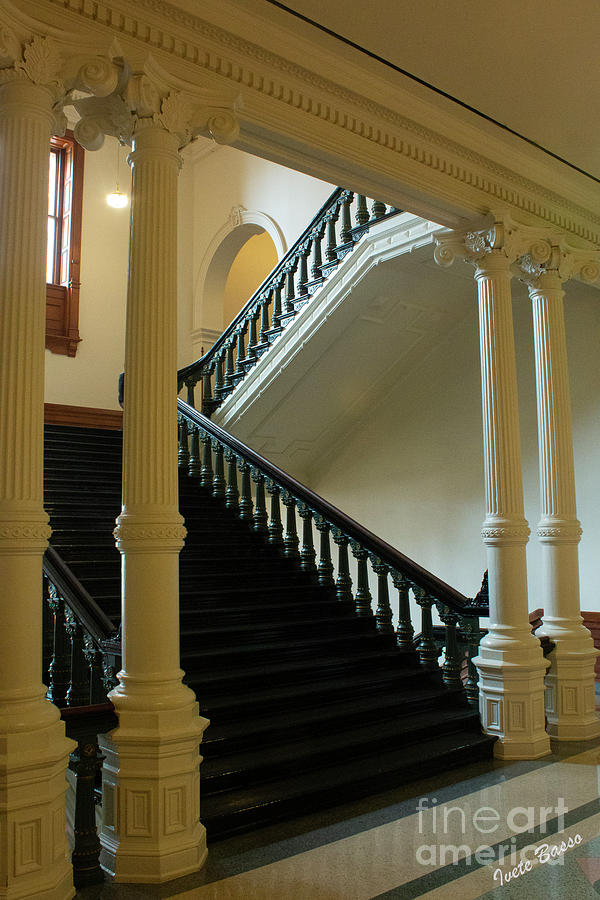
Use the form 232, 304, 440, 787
178, 399, 487, 615
44, 545, 115, 644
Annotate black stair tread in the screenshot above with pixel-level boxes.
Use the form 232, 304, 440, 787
181, 630, 391, 663
180, 613, 370, 639
200, 730, 495, 831
201, 704, 479, 780
202, 683, 460, 749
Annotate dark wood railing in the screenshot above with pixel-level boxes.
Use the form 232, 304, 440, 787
177, 189, 402, 416
42, 547, 120, 887
178, 399, 488, 707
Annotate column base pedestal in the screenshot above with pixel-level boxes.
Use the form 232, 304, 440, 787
99, 683, 209, 885
540, 627, 600, 741
474, 634, 551, 760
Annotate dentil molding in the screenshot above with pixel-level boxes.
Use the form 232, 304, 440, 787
7, 0, 600, 243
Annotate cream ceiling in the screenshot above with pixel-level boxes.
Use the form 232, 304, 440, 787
270, 0, 600, 182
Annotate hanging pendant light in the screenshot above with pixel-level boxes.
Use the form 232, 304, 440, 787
106, 139, 129, 208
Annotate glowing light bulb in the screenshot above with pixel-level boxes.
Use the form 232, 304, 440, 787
106, 189, 128, 209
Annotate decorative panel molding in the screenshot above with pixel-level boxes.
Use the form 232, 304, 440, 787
14, 818, 42, 876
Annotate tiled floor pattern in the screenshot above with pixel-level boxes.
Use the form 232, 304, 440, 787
79, 736, 600, 900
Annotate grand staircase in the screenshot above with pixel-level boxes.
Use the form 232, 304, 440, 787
44, 419, 494, 839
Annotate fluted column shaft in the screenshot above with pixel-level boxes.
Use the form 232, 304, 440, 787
0, 79, 75, 900
100, 123, 208, 883
529, 272, 599, 740
473, 251, 550, 759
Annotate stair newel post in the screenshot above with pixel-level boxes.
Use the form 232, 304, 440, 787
259, 295, 271, 343
369, 555, 394, 633
281, 492, 300, 560
414, 588, 441, 672
437, 604, 463, 690
311, 223, 325, 279
461, 617, 482, 708
223, 339, 235, 391
65, 610, 90, 707
314, 515, 335, 587
284, 260, 297, 313
355, 194, 369, 226
188, 426, 201, 479
238, 461, 254, 522
69, 733, 106, 888
331, 528, 353, 602
391, 571, 415, 652
47, 582, 71, 707
234, 323, 247, 378
199, 430, 214, 489
265, 480, 284, 547
224, 450, 240, 512
214, 349, 225, 400
349, 543, 373, 616
297, 503, 317, 578
339, 190, 354, 244
212, 440, 226, 498
372, 199, 386, 219
178, 417, 190, 470
325, 205, 340, 261
251, 470, 268, 533
84, 637, 107, 705
297, 242, 310, 298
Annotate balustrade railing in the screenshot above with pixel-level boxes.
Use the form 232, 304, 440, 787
43, 545, 120, 888
177, 399, 489, 707
177, 188, 402, 416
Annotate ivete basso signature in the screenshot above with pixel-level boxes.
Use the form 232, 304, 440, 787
492, 833, 583, 887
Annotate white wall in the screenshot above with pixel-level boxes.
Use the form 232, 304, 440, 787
309, 278, 600, 612
45, 137, 130, 411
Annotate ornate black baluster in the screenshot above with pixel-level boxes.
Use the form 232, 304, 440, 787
314, 515, 334, 587
202, 364, 216, 417
42, 576, 54, 686
266, 480, 284, 547
284, 259, 297, 313
238, 461, 254, 522
188, 426, 201, 479
199, 431, 213, 489
184, 377, 195, 409
414, 587, 441, 672
270, 279, 283, 333
349, 543, 373, 616
281, 492, 300, 560
391, 571, 415, 651
372, 198, 386, 219
212, 440, 226, 498
331, 528, 353, 602
370, 555, 394, 633
437, 605, 463, 690
246, 309, 259, 361
65, 611, 90, 707
296, 242, 310, 299
214, 349, 225, 400
339, 190, 353, 245
84, 637, 106, 705
297, 504, 317, 577
325, 205, 340, 262
223, 339, 235, 392
310, 223, 325, 284
47, 583, 71, 707
225, 450, 239, 512
460, 616, 482, 708
258, 295, 271, 345
355, 194, 369, 226
178, 417, 189, 470
233, 322, 247, 380
252, 470, 268, 533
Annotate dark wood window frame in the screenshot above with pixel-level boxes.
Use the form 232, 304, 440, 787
46, 131, 84, 358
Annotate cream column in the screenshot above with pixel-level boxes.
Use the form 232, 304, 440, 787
98, 119, 208, 883
474, 249, 550, 759
435, 225, 550, 760
0, 77, 75, 900
527, 265, 600, 740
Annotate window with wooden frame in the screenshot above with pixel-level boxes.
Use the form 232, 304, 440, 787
46, 131, 84, 357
